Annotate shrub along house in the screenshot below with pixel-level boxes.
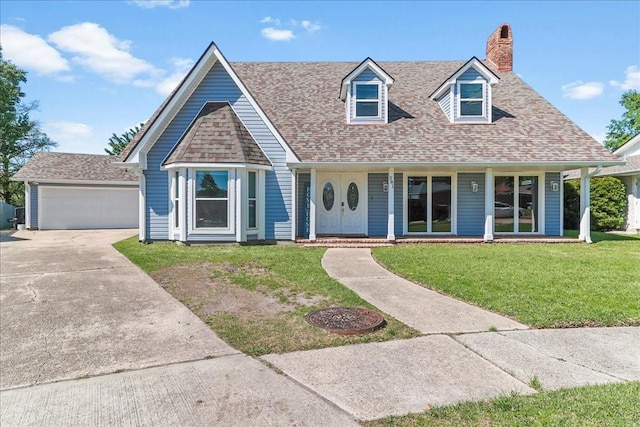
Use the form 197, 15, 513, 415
119, 24, 621, 244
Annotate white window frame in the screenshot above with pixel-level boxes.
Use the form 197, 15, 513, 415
457, 81, 485, 118
403, 172, 457, 235
353, 81, 382, 119
247, 170, 258, 231
493, 173, 545, 235
191, 169, 233, 233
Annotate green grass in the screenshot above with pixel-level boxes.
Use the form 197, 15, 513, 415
372, 232, 640, 327
366, 381, 640, 427
113, 237, 419, 355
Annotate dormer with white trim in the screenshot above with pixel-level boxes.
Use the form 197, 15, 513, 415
340, 58, 394, 125
430, 57, 500, 124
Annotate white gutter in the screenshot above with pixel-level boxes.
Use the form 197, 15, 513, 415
288, 160, 625, 170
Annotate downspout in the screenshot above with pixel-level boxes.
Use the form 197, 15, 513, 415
579, 165, 602, 244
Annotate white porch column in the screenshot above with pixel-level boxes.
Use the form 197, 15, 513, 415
24, 182, 31, 229
236, 169, 246, 243
387, 168, 395, 240
484, 168, 494, 242
138, 171, 146, 242
579, 167, 592, 243
309, 168, 317, 241
290, 170, 297, 241
178, 169, 187, 242
258, 170, 266, 240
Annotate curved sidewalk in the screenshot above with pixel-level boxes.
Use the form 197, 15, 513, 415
321, 248, 528, 334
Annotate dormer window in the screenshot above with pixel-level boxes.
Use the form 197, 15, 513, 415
429, 57, 500, 124
458, 82, 484, 117
340, 57, 394, 124
355, 83, 381, 118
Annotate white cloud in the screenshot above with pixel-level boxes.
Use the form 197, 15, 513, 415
128, 0, 190, 9
261, 27, 295, 42
0, 25, 69, 74
261, 16, 280, 25
610, 65, 640, 90
48, 22, 159, 84
44, 121, 95, 152
260, 16, 321, 41
152, 57, 194, 95
561, 81, 604, 100
301, 20, 321, 33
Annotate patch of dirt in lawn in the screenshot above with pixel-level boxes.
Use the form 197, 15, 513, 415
153, 263, 325, 320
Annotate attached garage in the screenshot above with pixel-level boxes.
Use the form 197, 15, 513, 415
13, 152, 139, 230
38, 186, 138, 230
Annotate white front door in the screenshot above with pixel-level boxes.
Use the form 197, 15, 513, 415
316, 173, 366, 235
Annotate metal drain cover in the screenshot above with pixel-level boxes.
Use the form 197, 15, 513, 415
306, 307, 385, 335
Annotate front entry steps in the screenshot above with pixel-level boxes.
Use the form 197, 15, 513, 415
296, 236, 581, 247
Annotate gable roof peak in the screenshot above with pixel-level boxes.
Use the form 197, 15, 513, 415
429, 56, 500, 100
339, 57, 394, 100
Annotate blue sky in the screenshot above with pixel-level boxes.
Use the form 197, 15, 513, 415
1, 0, 639, 154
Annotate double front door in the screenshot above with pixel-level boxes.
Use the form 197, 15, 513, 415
316, 173, 366, 235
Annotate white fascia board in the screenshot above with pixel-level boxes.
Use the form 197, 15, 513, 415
126, 43, 220, 167
289, 160, 625, 170
163, 162, 273, 171
430, 57, 500, 101
340, 58, 395, 100
613, 133, 640, 157
213, 48, 300, 164
20, 179, 138, 186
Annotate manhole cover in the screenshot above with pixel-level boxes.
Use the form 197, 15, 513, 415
306, 307, 385, 335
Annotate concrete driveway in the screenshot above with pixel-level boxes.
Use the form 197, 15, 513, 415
0, 230, 357, 426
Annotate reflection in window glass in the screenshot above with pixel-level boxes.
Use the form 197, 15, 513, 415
431, 177, 451, 232
460, 83, 484, 116
195, 171, 228, 228
322, 182, 334, 211
518, 176, 538, 232
495, 176, 515, 232
407, 177, 427, 232
248, 172, 257, 229
355, 84, 379, 117
347, 182, 359, 211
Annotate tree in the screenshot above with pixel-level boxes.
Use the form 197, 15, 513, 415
105, 124, 143, 156
0, 47, 57, 206
604, 90, 640, 152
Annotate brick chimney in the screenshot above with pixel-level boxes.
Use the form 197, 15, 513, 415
486, 23, 513, 71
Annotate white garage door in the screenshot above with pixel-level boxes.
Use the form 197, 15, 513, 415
39, 186, 138, 230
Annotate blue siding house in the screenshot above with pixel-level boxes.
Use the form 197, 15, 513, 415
119, 24, 620, 243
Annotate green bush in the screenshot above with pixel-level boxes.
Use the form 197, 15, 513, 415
564, 177, 627, 231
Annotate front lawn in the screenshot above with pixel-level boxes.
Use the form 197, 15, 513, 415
114, 237, 419, 355
367, 381, 640, 427
372, 233, 640, 328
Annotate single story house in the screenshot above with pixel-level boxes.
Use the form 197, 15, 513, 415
119, 23, 621, 244
12, 152, 138, 230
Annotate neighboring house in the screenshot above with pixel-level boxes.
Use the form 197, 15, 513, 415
12, 153, 138, 230
566, 134, 640, 233
119, 24, 621, 244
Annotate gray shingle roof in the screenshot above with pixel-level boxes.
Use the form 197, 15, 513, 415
163, 102, 271, 166
121, 53, 619, 166
12, 152, 138, 182
231, 61, 618, 164
565, 155, 640, 179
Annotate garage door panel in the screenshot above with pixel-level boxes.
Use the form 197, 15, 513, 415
39, 187, 138, 230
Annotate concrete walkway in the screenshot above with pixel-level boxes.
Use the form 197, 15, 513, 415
322, 248, 528, 334
262, 248, 640, 421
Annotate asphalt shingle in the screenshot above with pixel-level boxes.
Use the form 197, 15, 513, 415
163, 102, 270, 166
12, 152, 138, 182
